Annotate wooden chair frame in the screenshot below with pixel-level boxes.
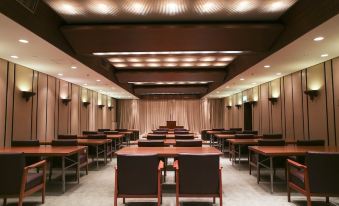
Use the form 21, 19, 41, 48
114, 160, 164, 206
1, 160, 47, 206
173, 160, 223, 206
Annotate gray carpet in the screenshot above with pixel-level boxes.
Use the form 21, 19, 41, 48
3, 155, 339, 206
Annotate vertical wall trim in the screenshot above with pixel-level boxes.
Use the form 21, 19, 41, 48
301, 71, 305, 139
54, 77, 57, 139
268, 82, 272, 133
3, 62, 9, 146
305, 69, 310, 139
324, 62, 330, 145
331, 60, 337, 146
11, 64, 16, 141
70, 84, 73, 133
280, 78, 283, 135
45, 76, 49, 140
291, 74, 296, 140
57, 80, 60, 135
36, 73, 39, 139
30, 70, 34, 139
283, 76, 287, 139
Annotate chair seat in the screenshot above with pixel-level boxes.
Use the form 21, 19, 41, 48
290, 169, 305, 189
26, 173, 43, 191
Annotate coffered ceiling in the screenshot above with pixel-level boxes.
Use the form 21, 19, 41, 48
1, 0, 338, 99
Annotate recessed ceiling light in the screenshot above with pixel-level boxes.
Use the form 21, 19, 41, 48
127, 58, 141, 62
148, 63, 160, 67
217, 56, 233, 61
199, 1, 221, 14
115, 63, 127, 68
71, 66, 77, 69
132, 63, 144, 67
264, 65, 271, 68
276, 72, 282, 76
57, 73, 63, 76
93, 51, 244, 56
83, 83, 87, 86
164, 63, 177, 67
200, 56, 216, 62
18, 39, 29, 43
252, 82, 257, 85
268, 1, 288, 12
181, 63, 194, 67
240, 78, 245, 81
182, 57, 196, 62
156, 82, 164, 85
313, 36, 324, 41
128, 2, 147, 15
321, 54, 328, 57
60, 3, 77, 15
163, 2, 184, 15
90, 3, 116, 15
146, 58, 160, 62
164, 57, 179, 62
96, 79, 101, 82
109, 58, 125, 62
200, 81, 208, 84
10, 55, 19, 59
197, 62, 211, 67
213, 62, 228, 67
235, 1, 255, 12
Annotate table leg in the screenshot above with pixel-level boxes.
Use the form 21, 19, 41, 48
238, 146, 241, 168
96, 145, 99, 168
270, 157, 274, 193
62, 156, 65, 193
104, 143, 107, 165
256, 153, 260, 184
77, 152, 80, 184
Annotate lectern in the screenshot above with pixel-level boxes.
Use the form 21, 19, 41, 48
166, 121, 176, 129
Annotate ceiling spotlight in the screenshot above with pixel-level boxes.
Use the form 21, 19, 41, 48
217, 56, 233, 61
96, 79, 101, 82
163, 2, 185, 15
18, 39, 29, 43
109, 58, 125, 62
57, 73, 63, 76
164, 63, 177, 67
156, 82, 164, 85
127, 58, 141, 62
90, 3, 117, 15
132, 63, 145, 67
10, 55, 19, 59
240, 78, 245, 81
199, 1, 221, 14
200, 81, 208, 84
148, 63, 160, 67
115, 63, 127, 68
213, 62, 228, 67
321, 54, 328, 57
313, 36, 324, 41
252, 82, 257, 85
182, 57, 196, 62
146, 58, 160, 62
181, 63, 194, 67
164, 57, 179, 62
235, 1, 255, 12
264, 65, 271, 68
276, 72, 282, 76
200, 56, 216, 62
83, 83, 87, 86
71, 66, 77, 69
197, 63, 211, 67
268, 1, 288, 12
60, 3, 78, 15
127, 2, 147, 15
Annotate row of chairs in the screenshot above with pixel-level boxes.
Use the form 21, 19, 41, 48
138, 139, 202, 147
147, 134, 195, 140
114, 154, 222, 206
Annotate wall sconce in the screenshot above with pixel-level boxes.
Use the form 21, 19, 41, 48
226, 105, 232, 110
22, 91, 36, 101
83, 101, 90, 107
235, 104, 242, 109
304, 90, 319, 101
108, 106, 114, 111
61, 98, 71, 105
98, 104, 105, 109
268, 97, 278, 105
247, 100, 257, 106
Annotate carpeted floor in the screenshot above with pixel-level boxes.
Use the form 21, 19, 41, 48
3, 154, 339, 206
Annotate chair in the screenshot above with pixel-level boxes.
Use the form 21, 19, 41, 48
138, 140, 165, 147
262, 133, 283, 139
175, 134, 195, 140
174, 154, 222, 206
0, 153, 46, 206
295, 140, 325, 163
175, 140, 202, 147
242, 130, 258, 135
221, 130, 236, 134
116, 129, 128, 132
11, 140, 41, 166
234, 134, 255, 139
212, 128, 224, 131
83, 131, 98, 135
87, 134, 107, 139
249, 139, 286, 182
114, 154, 163, 206
174, 128, 187, 131
104, 131, 119, 135
174, 131, 189, 134
153, 130, 168, 134
58, 134, 77, 139
49, 140, 88, 180
230, 128, 242, 132
287, 152, 339, 206
98, 129, 111, 132
147, 134, 166, 140
200, 130, 209, 141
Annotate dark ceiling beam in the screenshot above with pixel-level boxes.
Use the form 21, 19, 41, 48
60, 23, 284, 54
0, 0, 132, 94
134, 85, 208, 95
115, 69, 226, 83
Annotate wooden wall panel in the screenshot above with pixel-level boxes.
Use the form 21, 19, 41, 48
13, 65, 34, 140
270, 79, 282, 134
46, 76, 56, 141
260, 83, 270, 134
283, 75, 294, 140
0, 59, 7, 146
291, 72, 304, 140
36, 73, 47, 141
31, 71, 38, 139
325, 60, 335, 146
58, 81, 69, 135
80, 88, 89, 132
5, 63, 14, 146
332, 57, 339, 146
70, 85, 79, 135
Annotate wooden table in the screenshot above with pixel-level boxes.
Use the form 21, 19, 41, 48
106, 134, 124, 151
137, 139, 176, 146
248, 145, 339, 193
119, 131, 133, 145
206, 131, 224, 146
116, 147, 222, 157
77, 139, 112, 168
0, 146, 86, 193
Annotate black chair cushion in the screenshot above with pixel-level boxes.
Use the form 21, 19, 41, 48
147, 135, 166, 140
26, 173, 43, 191
296, 140, 325, 146
289, 169, 305, 189
262, 134, 283, 139
175, 134, 194, 140
58, 135, 77, 139
138, 140, 165, 147
175, 140, 202, 147
11, 140, 40, 147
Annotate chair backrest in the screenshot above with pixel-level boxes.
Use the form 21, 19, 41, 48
117, 154, 159, 195
11, 140, 40, 147
212, 128, 224, 131
83, 131, 98, 135
221, 130, 236, 134
58, 134, 77, 140
262, 133, 283, 139
153, 130, 168, 134
174, 128, 187, 131
175, 140, 202, 147
158, 127, 168, 131
147, 134, 166, 140
51, 139, 78, 146
116, 129, 128, 132
177, 154, 220, 194
138, 140, 165, 147
98, 129, 111, 132
258, 139, 285, 146
174, 131, 189, 134
104, 131, 119, 135
296, 139, 325, 146
234, 134, 255, 139
175, 134, 195, 140
242, 130, 258, 135
200, 130, 209, 141
230, 128, 242, 131
0, 153, 25, 195
306, 152, 339, 194
87, 134, 107, 139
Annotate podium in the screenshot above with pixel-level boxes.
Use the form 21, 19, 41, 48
166, 121, 176, 129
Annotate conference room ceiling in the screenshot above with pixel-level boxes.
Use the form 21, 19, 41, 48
1, 0, 338, 99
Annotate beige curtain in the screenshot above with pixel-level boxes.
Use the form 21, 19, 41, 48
117, 99, 224, 135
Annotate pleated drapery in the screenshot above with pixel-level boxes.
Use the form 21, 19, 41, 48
117, 99, 224, 135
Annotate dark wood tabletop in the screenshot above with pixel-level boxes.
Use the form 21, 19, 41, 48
77, 139, 111, 146
206, 131, 223, 134
0, 146, 87, 156
106, 134, 125, 139
115, 147, 222, 157
248, 145, 339, 156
